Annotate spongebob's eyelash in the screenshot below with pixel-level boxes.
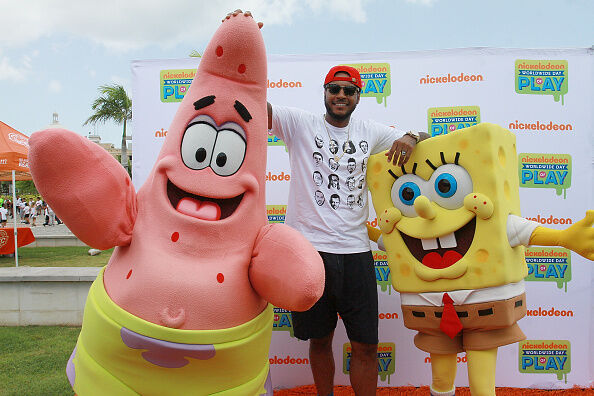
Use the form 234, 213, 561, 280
388, 169, 398, 180
426, 152, 461, 170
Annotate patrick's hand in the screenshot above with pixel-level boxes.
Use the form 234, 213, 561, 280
223, 9, 263, 29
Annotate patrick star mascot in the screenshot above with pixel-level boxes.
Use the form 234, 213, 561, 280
29, 12, 324, 396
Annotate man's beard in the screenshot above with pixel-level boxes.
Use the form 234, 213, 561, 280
324, 99, 356, 122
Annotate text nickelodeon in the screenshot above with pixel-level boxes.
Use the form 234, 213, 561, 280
343, 342, 396, 383
518, 153, 572, 198
515, 60, 568, 105
524, 247, 571, 291
427, 106, 480, 136
344, 63, 391, 107
160, 69, 195, 103
518, 340, 571, 382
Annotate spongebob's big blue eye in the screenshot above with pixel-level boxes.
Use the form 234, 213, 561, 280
399, 182, 421, 205
428, 164, 472, 209
435, 173, 457, 198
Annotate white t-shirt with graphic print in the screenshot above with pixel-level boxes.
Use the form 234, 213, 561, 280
272, 104, 404, 254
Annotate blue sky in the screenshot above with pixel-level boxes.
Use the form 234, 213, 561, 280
0, 0, 592, 145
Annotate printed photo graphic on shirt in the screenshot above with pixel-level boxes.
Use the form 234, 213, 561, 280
329, 139, 339, 155
347, 194, 355, 208
346, 176, 356, 191
313, 152, 323, 167
342, 140, 356, 154
330, 194, 340, 210
329, 158, 340, 171
315, 134, 324, 148
357, 194, 365, 208
362, 157, 368, 173
313, 171, 323, 186
314, 190, 325, 206
359, 140, 369, 154
347, 158, 356, 173
357, 176, 365, 189
328, 174, 340, 190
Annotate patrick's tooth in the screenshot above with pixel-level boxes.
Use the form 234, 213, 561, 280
421, 238, 438, 250
439, 232, 457, 248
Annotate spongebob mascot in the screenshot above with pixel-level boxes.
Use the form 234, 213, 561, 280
366, 123, 594, 396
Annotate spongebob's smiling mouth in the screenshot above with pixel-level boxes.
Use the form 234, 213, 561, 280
400, 218, 476, 269
166, 179, 243, 221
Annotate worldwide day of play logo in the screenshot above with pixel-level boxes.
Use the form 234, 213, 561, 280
518, 153, 571, 198
515, 60, 568, 104
519, 340, 571, 383
373, 250, 392, 294
343, 342, 396, 383
160, 69, 196, 102
266, 205, 287, 224
272, 307, 294, 337
524, 247, 571, 292
267, 130, 285, 147
346, 63, 391, 106
427, 106, 480, 137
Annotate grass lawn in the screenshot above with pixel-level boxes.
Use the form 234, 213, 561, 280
0, 326, 79, 395
0, 246, 113, 268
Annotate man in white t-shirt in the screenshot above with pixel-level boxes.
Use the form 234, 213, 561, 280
268, 65, 426, 395
0, 204, 7, 227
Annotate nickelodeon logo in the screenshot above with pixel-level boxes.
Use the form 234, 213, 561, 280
420, 72, 484, 85
524, 247, 572, 291
424, 354, 467, 364
343, 342, 396, 383
155, 128, 168, 138
515, 60, 568, 104
508, 120, 573, 132
265, 171, 290, 182
428, 106, 480, 136
519, 340, 571, 381
526, 307, 574, 318
267, 205, 287, 224
160, 69, 195, 103
267, 78, 302, 88
269, 355, 309, 365
346, 63, 391, 107
519, 153, 572, 198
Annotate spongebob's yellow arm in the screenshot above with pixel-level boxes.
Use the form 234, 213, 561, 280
367, 224, 382, 243
529, 210, 594, 261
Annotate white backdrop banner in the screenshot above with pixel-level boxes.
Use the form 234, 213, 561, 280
132, 47, 593, 389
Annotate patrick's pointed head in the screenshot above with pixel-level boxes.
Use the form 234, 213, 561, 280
142, 13, 268, 240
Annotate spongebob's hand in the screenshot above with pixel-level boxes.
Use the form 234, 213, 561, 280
531, 211, 594, 260
378, 208, 402, 234
560, 211, 594, 260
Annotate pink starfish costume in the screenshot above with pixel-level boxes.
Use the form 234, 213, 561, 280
29, 13, 324, 395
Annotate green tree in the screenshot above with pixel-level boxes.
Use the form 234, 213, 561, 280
84, 84, 132, 174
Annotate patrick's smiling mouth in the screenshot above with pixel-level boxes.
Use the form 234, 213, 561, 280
400, 218, 476, 270
167, 180, 243, 221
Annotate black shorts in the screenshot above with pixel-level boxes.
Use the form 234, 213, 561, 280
291, 251, 378, 345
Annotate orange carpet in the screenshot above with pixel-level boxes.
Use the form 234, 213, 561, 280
273, 385, 594, 395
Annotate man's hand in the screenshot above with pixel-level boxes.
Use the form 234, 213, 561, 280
385, 134, 417, 166
223, 9, 263, 29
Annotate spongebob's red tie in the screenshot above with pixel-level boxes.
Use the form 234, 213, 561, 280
440, 293, 463, 339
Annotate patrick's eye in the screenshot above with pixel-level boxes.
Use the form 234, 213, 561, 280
181, 122, 217, 170
210, 129, 246, 176
428, 164, 472, 209
390, 174, 428, 217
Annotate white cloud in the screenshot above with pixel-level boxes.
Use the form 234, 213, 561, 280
0, 0, 371, 51
0, 51, 32, 82
48, 80, 62, 93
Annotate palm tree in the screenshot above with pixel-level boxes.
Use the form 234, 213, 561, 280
84, 84, 132, 173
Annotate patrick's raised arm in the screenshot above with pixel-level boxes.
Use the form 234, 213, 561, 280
29, 129, 136, 249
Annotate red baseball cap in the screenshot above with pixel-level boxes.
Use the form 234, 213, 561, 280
324, 65, 362, 89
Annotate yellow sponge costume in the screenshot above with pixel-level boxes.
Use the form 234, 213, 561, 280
367, 123, 594, 395
67, 268, 273, 396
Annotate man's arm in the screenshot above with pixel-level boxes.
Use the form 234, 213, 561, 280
385, 131, 429, 166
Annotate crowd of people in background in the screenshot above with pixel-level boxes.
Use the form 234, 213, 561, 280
0, 196, 62, 227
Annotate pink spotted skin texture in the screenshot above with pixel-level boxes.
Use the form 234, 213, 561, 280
28, 13, 324, 331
